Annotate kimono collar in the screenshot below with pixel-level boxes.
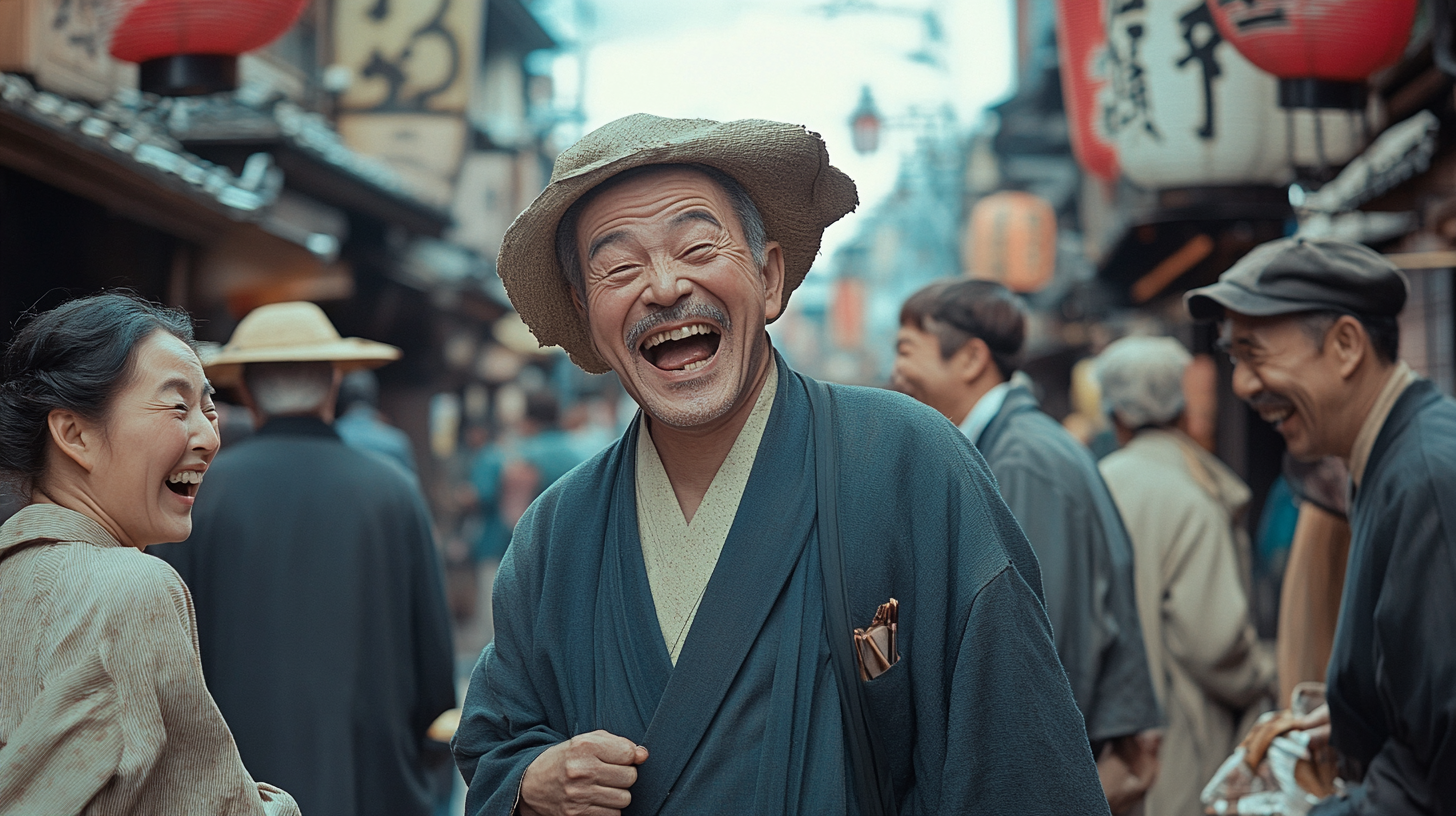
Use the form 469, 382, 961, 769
1347, 361, 1416, 489
0, 503, 126, 562
256, 415, 340, 440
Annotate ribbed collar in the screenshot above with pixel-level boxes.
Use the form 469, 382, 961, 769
256, 415, 340, 440
0, 503, 124, 561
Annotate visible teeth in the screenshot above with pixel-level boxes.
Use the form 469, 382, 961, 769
681, 358, 710, 372
642, 323, 714, 351
168, 471, 203, 484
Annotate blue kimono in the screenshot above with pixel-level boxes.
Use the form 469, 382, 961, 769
452, 356, 1108, 814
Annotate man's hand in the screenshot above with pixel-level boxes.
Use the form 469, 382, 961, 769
519, 730, 649, 816
1097, 730, 1162, 815
1291, 703, 1331, 754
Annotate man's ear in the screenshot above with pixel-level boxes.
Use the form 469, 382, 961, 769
1328, 315, 1369, 379
46, 409, 100, 473
761, 241, 787, 321
949, 337, 991, 385
569, 284, 588, 319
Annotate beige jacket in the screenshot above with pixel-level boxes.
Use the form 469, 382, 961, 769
0, 504, 299, 816
1100, 430, 1276, 816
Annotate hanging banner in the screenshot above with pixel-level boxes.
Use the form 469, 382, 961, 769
332, 0, 484, 205
0, 0, 133, 101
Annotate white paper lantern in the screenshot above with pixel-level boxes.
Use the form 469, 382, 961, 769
1100, 0, 1362, 189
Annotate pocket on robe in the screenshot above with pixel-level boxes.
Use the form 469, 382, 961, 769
860, 658, 912, 742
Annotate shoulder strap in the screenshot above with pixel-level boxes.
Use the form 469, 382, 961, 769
804, 376, 897, 816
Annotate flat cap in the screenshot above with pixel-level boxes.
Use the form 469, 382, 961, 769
1185, 237, 1408, 322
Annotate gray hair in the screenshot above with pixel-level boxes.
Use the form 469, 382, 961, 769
554, 163, 768, 300
1094, 336, 1193, 429
243, 361, 335, 418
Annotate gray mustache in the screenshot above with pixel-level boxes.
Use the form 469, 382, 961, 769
625, 301, 731, 351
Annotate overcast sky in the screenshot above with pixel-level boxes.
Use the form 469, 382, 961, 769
536, 0, 1016, 269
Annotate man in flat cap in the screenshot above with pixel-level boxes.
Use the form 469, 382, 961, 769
451, 114, 1107, 815
1186, 237, 1456, 814
152, 302, 456, 816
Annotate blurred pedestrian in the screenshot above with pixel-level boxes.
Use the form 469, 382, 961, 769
335, 369, 418, 476
1095, 335, 1277, 816
0, 293, 299, 816
1276, 455, 1352, 708
1187, 237, 1456, 814
893, 278, 1162, 813
451, 114, 1107, 815
151, 301, 455, 816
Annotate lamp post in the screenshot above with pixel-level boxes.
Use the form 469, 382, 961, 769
850, 86, 882, 155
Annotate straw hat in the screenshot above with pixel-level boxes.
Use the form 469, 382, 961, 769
204, 301, 401, 386
498, 113, 859, 373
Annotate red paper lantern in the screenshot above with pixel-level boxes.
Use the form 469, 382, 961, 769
1207, 0, 1418, 109
109, 0, 313, 96
966, 191, 1058, 294
1055, 0, 1118, 181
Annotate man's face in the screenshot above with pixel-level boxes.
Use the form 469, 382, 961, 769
892, 323, 963, 421
1225, 312, 1348, 460
575, 167, 783, 429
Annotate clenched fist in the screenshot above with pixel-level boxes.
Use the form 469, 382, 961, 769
519, 730, 649, 816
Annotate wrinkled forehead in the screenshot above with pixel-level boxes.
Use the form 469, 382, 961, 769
1220, 311, 1310, 348
577, 165, 735, 231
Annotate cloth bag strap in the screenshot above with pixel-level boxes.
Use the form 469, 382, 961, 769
805, 377, 897, 816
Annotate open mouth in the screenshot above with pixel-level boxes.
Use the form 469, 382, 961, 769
165, 470, 202, 499
1258, 405, 1294, 431
639, 322, 722, 373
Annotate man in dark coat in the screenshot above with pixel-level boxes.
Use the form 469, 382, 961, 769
1187, 237, 1456, 814
451, 114, 1109, 815
894, 279, 1163, 812
152, 301, 456, 816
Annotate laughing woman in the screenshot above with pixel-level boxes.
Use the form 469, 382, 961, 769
0, 293, 299, 816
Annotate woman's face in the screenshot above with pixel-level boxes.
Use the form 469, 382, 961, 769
85, 331, 220, 548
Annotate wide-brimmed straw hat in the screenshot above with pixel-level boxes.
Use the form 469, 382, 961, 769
204, 301, 401, 387
498, 113, 859, 373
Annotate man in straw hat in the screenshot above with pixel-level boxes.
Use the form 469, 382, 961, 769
151, 301, 456, 816
450, 114, 1106, 815
1184, 238, 1456, 814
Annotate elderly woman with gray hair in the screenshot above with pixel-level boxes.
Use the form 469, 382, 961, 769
1095, 336, 1276, 816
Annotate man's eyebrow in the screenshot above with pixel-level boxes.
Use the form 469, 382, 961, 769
670, 210, 722, 230
587, 231, 626, 260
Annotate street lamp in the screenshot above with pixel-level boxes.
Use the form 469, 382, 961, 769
850, 86, 882, 155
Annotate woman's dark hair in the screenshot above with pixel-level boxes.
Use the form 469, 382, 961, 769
0, 292, 196, 493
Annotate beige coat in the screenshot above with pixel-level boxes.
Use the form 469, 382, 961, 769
0, 504, 299, 816
1100, 430, 1276, 816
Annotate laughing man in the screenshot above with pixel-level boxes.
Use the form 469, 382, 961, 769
451, 114, 1109, 816
1186, 237, 1456, 814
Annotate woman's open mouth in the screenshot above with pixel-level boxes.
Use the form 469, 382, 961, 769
165, 470, 202, 499
639, 322, 722, 373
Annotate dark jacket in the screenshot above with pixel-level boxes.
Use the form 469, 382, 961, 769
976, 385, 1162, 745
1320, 380, 1456, 815
152, 417, 456, 816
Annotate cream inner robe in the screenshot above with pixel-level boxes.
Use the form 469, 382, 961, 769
636, 362, 779, 664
